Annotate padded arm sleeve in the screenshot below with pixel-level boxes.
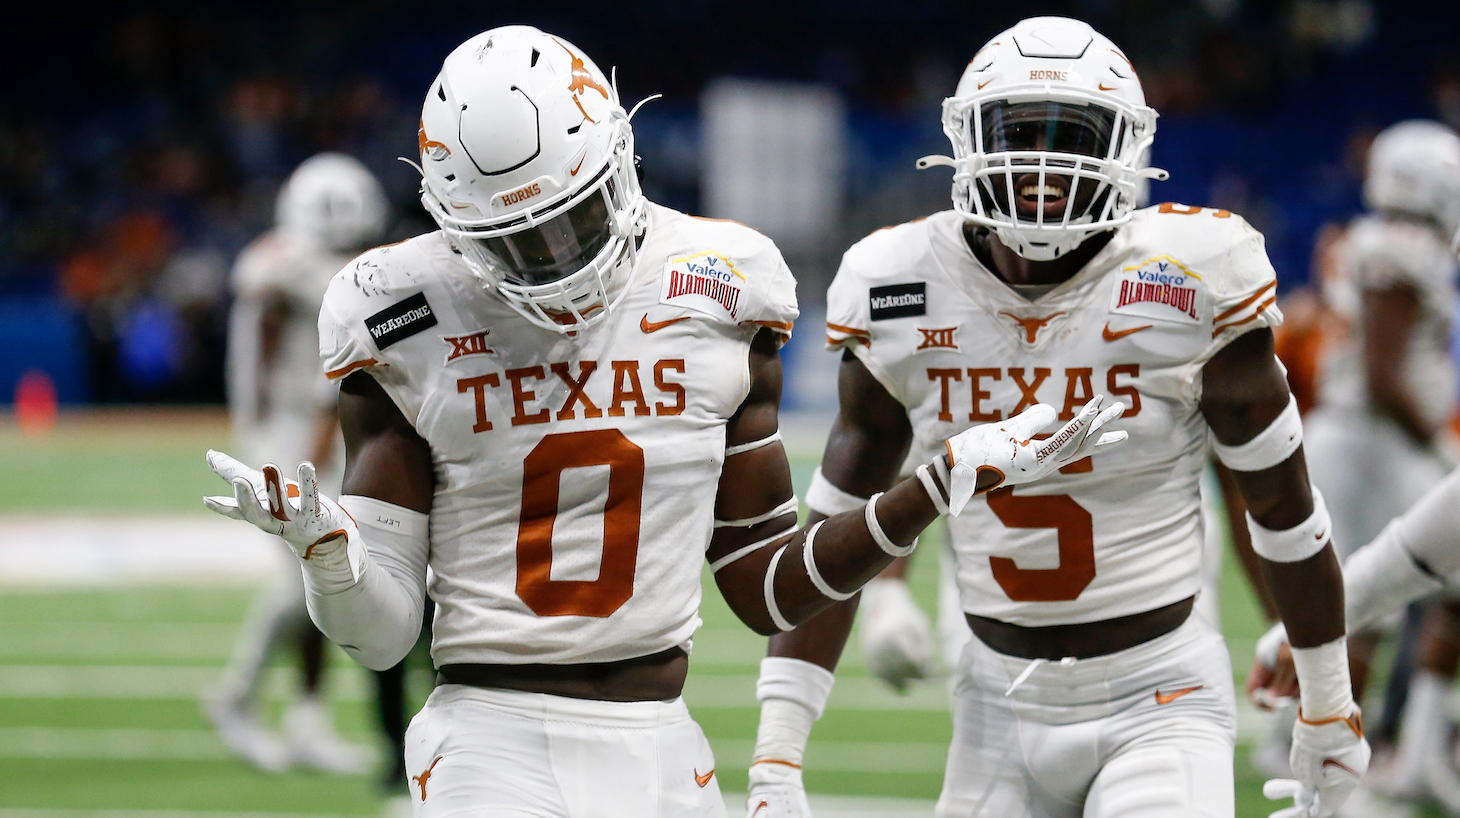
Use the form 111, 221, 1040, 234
303, 495, 429, 671
1341, 466, 1460, 630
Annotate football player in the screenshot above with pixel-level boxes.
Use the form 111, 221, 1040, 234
747, 17, 1362, 818
205, 153, 387, 774
202, 26, 1123, 817
1305, 120, 1460, 793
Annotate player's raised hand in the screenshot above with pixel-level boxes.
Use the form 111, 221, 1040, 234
746, 760, 813, 818
203, 450, 362, 580
1263, 707, 1370, 817
943, 396, 1128, 515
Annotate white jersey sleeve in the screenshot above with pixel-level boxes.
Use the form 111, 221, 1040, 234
1184, 209, 1285, 360
1346, 215, 1458, 314
743, 248, 800, 346
318, 241, 426, 425
825, 223, 930, 405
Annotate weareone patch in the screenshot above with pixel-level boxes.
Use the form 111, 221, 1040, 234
1109, 256, 1204, 325
366, 292, 439, 350
660, 252, 746, 319
869, 283, 927, 320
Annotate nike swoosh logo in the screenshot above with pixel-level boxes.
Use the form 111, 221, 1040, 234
978, 79, 993, 90
1155, 685, 1203, 705
1099, 83, 1118, 91
694, 768, 715, 787
750, 800, 769, 817
1103, 322, 1153, 342
1323, 758, 1361, 778
641, 314, 690, 333
569, 156, 585, 176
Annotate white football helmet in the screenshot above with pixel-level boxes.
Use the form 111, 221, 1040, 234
1364, 119, 1460, 238
416, 26, 648, 333
919, 17, 1168, 261
276, 153, 389, 253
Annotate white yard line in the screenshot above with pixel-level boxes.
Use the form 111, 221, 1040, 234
0, 665, 370, 701
0, 812, 366, 818
0, 623, 239, 661
728, 794, 936, 817
713, 739, 948, 774
0, 726, 944, 777
0, 664, 951, 714
0, 516, 290, 587
0, 727, 232, 760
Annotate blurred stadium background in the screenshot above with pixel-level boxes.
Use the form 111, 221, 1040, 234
2, 0, 1459, 815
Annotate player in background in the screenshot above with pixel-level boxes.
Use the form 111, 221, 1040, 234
205, 153, 388, 774
747, 17, 1362, 818
1251, 127, 1460, 810
201, 27, 1123, 817
1301, 120, 1460, 799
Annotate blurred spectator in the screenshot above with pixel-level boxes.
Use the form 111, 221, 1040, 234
2, 0, 1458, 404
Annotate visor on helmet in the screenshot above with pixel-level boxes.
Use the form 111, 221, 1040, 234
458, 187, 615, 286
981, 101, 1118, 159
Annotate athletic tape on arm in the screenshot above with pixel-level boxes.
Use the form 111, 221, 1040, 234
1213, 393, 1302, 472
1247, 486, 1331, 563
806, 467, 868, 517
1292, 636, 1356, 722
753, 656, 837, 767
305, 495, 430, 671
715, 496, 799, 528
725, 430, 782, 457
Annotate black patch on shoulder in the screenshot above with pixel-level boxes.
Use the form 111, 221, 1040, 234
365, 292, 438, 350
869, 283, 927, 320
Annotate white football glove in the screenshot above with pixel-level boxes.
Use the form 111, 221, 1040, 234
858, 577, 935, 693
945, 397, 1128, 515
203, 450, 363, 581
746, 761, 812, 818
1264, 707, 1370, 817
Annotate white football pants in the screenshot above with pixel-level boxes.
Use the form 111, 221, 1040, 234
1304, 408, 1449, 559
405, 684, 728, 818
935, 616, 1237, 818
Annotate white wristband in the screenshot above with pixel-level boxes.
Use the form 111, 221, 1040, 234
1213, 393, 1303, 472
865, 493, 916, 557
752, 656, 835, 768
806, 467, 868, 517
1248, 486, 1331, 563
915, 463, 951, 516
1292, 636, 1355, 722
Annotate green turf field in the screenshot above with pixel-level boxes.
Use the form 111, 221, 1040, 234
0, 411, 1434, 816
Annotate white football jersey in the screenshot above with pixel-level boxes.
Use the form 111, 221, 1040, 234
827, 204, 1282, 626
1317, 214, 1458, 432
318, 204, 798, 665
228, 230, 350, 473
